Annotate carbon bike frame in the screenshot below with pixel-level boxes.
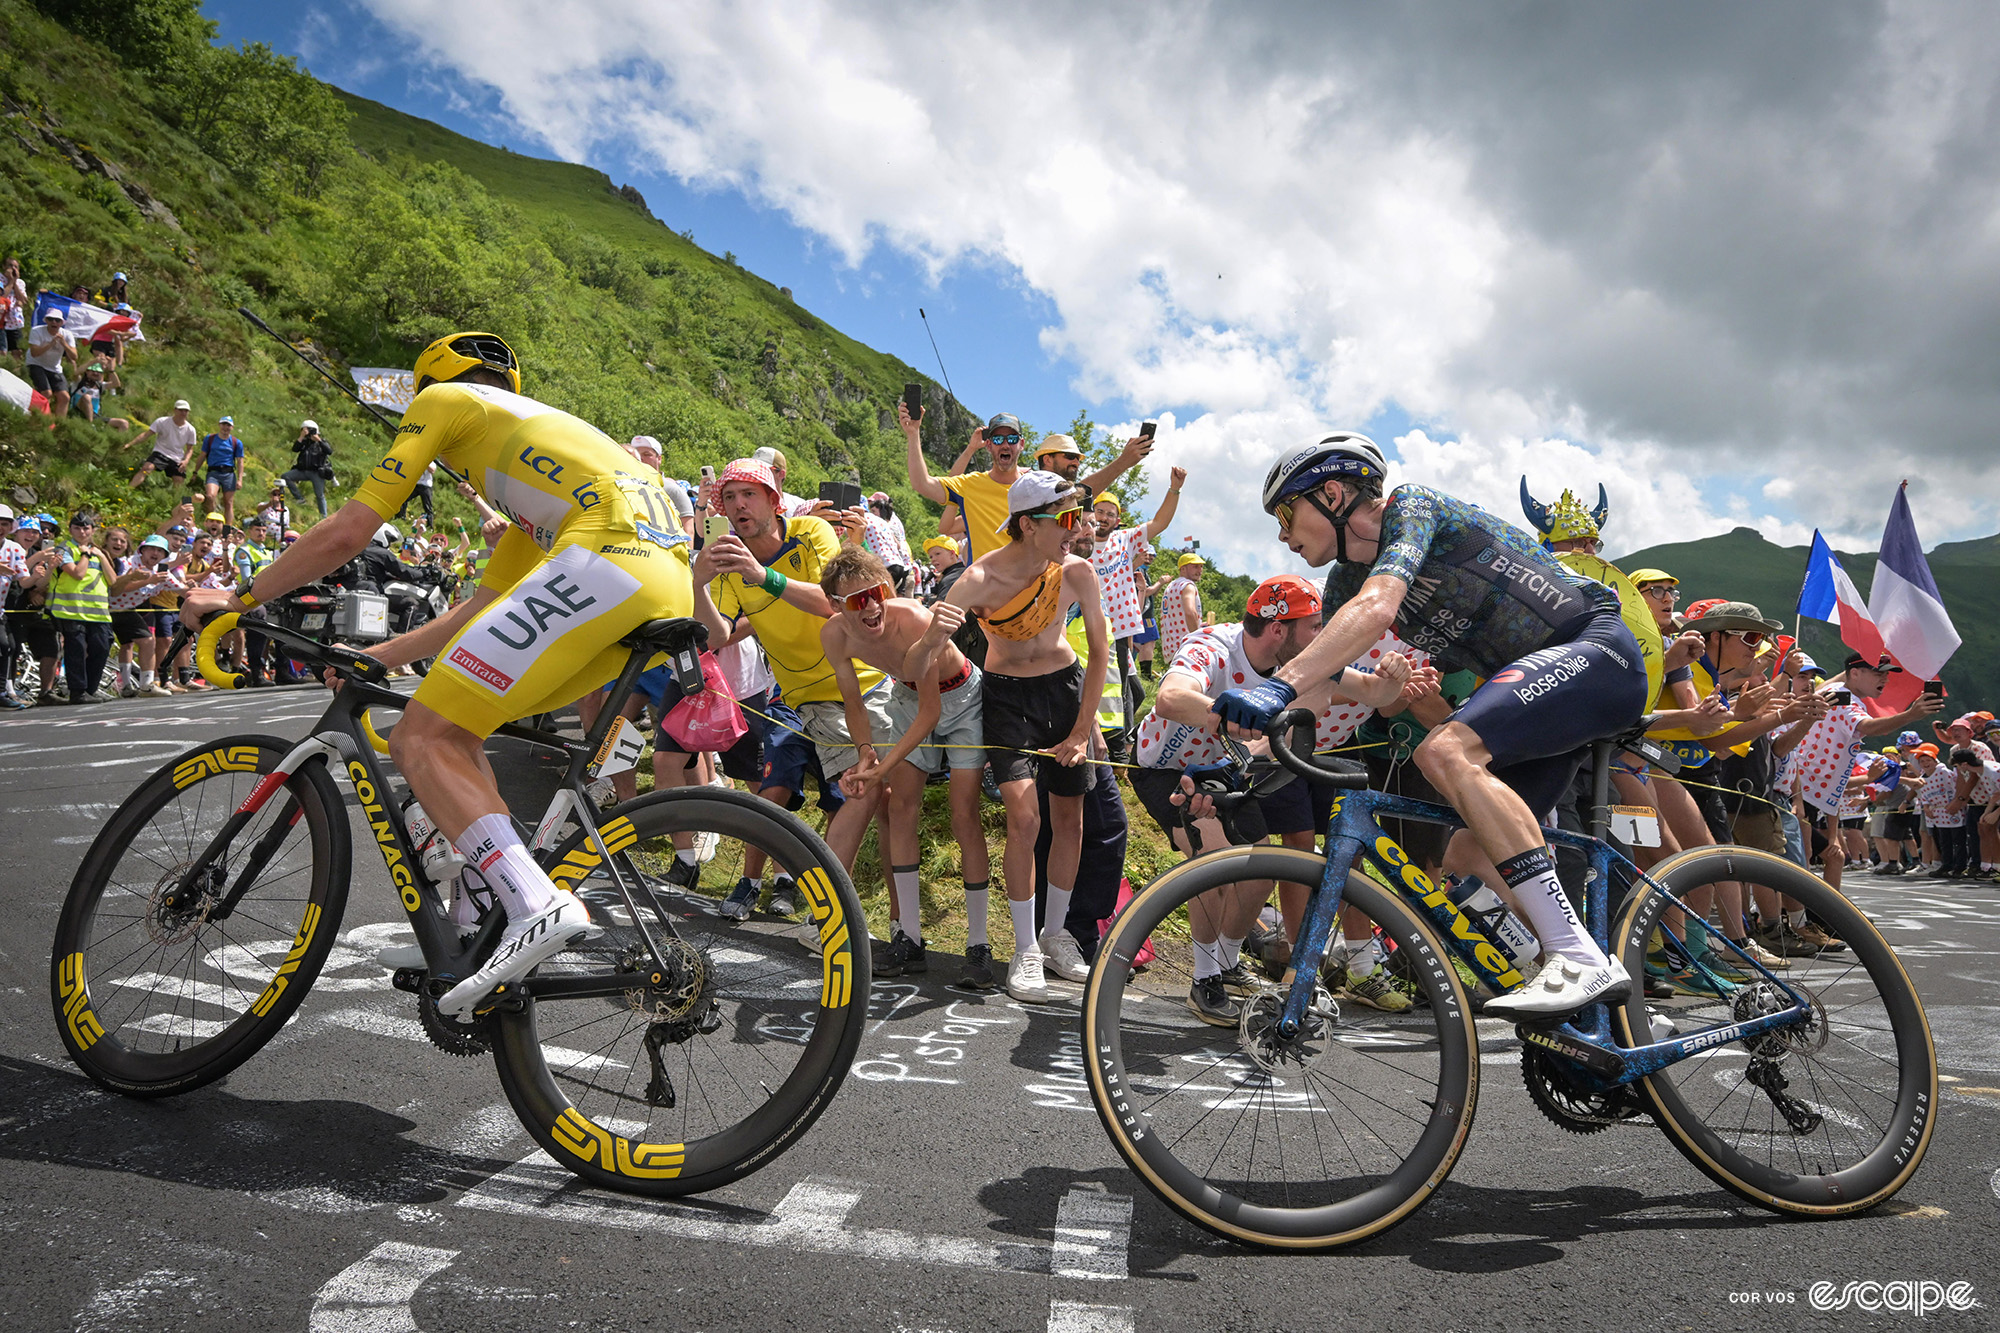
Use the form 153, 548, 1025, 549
1271, 737, 1817, 1087
166, 618, 691, 1000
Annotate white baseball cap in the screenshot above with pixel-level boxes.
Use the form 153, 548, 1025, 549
173, 399, 190, 411
1006, 471, 1076, 516
301, 418, 318, 431
0, 505, 13, 521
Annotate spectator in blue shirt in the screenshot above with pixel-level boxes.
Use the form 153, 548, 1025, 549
201, 415, 245, 525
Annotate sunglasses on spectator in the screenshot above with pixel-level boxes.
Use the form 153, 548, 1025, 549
1722, 629, 1767, 647
838, 582, 892, 612
1028, 507, 1082, 530
988, 433, 1023, 446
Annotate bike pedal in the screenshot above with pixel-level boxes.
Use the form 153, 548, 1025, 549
390, 966, 426, 994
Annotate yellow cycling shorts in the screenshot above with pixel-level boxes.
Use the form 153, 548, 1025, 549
412, 522, 693, 738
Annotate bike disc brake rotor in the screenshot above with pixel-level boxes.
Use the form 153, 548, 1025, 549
1732, 981, 1825, 1058
623, 937, 720, 1037
145, 862, 217, 947
1238, 982, 1340, 1074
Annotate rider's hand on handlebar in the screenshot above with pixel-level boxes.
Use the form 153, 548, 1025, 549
1212, 678, 1297, 738
177, 587, 237, 624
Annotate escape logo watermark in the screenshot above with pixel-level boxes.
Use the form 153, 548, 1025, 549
1807, 1281, 1980, 1315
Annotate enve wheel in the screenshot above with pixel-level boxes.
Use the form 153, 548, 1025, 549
51, 735, 350, 1096
489, 787, 869, 1196
1084, 847, 1477, 1249
1612, 846, 1937, 1215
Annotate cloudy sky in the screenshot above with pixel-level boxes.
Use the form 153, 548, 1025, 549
212, 0, 2000, 578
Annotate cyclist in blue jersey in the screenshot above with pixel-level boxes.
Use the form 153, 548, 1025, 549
1212, 435, 1650, 1016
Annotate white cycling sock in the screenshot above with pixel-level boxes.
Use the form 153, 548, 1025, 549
891, 866, 922, 942
456, 813, 556, 923
1497, 848, 1605, 968
1343, 934, 1384, 978
1192, 937, 1222, 981
1219, 934, 1244, 969
137, 669, 154, 686
1786, 909, 1807, 930
1009, 896, 1038, 954
964, 882, 990, 949
1043, 884, 1074, 937
675, 847, 698, 867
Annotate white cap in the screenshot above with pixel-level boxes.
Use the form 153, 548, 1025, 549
752, 446, 786, 470
629, 434, 662, 456
0, 505, 13, 521
301, 418, 318, 431
1006, 471, 1074, 517
173, 399, 190, 411
43, 308, 63, 322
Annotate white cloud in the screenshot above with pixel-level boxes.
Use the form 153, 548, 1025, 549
356, 0, 2000, 574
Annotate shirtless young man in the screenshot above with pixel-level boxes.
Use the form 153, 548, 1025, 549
820, 546, 996, 988
934, 473, 1108, 1002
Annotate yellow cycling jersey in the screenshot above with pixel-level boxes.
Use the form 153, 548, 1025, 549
1648, 654, 1755, 757
711, 516, 884, 706
941, 470, 1014, 563
356, 382, 685, 548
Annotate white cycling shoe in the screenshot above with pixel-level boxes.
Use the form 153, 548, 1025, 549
1483, 952, 1630, 1019
438, 895, 595, 1018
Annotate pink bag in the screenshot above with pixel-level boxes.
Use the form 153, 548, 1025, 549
1097, 877, 1156, 969
662, 651, 749, 752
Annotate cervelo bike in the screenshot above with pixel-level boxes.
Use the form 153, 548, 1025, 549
51, 610, 869, 1196
1084, 711, 1937, 1249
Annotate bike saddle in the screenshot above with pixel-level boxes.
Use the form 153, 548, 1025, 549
620, 617, 710, 655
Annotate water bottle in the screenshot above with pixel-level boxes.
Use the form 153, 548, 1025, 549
400, 795, 467, 886
1443, 875, 1540, 971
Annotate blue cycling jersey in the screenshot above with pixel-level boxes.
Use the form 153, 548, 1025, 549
1321, 484, 1619, 676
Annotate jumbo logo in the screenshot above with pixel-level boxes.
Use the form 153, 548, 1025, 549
251, 902, 321, 1017
550, 1108, 684, 1179
347, 761, 421, 912
1373, 836, 1525, 989
57, 953, 104, 1051
796, 866, 852, 1009
519, 446, 565, 483
173, 746, 261, 790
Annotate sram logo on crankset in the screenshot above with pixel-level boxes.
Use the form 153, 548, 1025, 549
550, 1108, 684, 1178
347, 762, 422, 913
251, 903, 321, 1016
796, 867, 852, 1009
56, 953, 104, 1051
1373, 837, 1525, 989
173, 746, 261, 790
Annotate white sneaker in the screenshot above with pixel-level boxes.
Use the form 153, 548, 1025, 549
438, 895, 594, 1018
694, 828, 719, 862
1482, 952, 1630, 1019
1038, 927, 1090, 983
1006, 949, 1050, 1004
143, 682, 173, 698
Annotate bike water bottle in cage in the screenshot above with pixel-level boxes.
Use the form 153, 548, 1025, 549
1443, 875, 1540, 971
400, 796, 468, 886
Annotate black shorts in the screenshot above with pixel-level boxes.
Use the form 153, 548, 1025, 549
983, 660, 1089, 797
1884, 810, 1921, 842
110, 610, 155, 642
28, 364, 67, 397
1130, 765, 1271, 848
10, 611, 57, 657
0, 327, 19, 352
144, 451, 186, 479
1451, 611, 1650, 818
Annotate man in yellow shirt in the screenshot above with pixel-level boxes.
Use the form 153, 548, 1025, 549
690, 458, 894, 876
902, 402, 1025, 564
182, 332, 695, 1018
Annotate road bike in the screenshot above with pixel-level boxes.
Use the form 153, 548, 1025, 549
1084, 711, 1937, 1248
51, 611, 869, 1196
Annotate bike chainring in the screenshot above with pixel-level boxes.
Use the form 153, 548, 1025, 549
417, 982, 493, 1057
1521, 1046, 1646, 1134
1238, 981, 1340, 1074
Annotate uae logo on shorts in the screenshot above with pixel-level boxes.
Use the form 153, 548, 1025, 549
448, 645, 515, 691
1489, 668, 1526, 685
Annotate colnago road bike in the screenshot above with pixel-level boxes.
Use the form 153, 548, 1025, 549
51, 610, 869, 1196
1084, 711, 1937, 1249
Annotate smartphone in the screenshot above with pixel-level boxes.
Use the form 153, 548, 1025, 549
699, 464, 715, 485
703, 514, 730, 543
1923, 678, 1945, 699
1830, 688, 1853, 706
819, 481, 865, 511
1139, 421, 1157, 440
903, 383, 923, 421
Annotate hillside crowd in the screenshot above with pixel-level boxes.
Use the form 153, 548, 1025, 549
7, 268, 1988, 1023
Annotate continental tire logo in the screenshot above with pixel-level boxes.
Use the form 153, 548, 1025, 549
550, 1108, 684, 1178
251, 903, 321, 1017
797, 866, 852, 1008
57, 953, 105, 1051
173, 746, 261, 789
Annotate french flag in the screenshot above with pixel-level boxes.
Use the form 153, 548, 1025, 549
1797, 530, 1886, 668
1868, 484, 1960, 708
30, 292, 143, 343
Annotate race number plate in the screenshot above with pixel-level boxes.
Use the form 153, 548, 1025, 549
1609, 805, 1662, 848
590, 715, 646, 780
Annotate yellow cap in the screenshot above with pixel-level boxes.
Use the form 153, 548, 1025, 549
1177, 551, 1205, 567
923, 535, 959, 555
1628, 567, 1677, 587
1093, 495, 1121, 515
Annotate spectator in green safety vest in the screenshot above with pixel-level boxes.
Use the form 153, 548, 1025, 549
50, 511, 114, 704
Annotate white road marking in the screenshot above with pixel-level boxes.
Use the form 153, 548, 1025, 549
75, 1267, 198, 1333
459, 1161, 1085, 1276
1048, 1301, 1137, 1333
307, 1241, 458, 1333
1051, 1187, 1133, 1280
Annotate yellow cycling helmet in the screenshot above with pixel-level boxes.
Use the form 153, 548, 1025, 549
413, 332, 521, 396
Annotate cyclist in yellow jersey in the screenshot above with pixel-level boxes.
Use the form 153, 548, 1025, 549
182, 332, 694, 1018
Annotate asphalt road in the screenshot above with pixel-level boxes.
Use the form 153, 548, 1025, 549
2, 686, 1997, 1331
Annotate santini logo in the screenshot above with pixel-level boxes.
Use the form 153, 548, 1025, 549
1809, 1281, 1978, 1315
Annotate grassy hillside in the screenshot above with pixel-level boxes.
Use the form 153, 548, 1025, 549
1619, 525, 2000, 706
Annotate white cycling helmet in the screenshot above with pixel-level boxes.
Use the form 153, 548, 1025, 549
1260, 433, 1387, 564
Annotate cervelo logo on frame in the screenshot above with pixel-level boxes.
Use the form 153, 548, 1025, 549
1809, 1281, 1979, 1315
444, 545, 642, 695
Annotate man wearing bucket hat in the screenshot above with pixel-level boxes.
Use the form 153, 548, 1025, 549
1030, 429, 1155, 499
